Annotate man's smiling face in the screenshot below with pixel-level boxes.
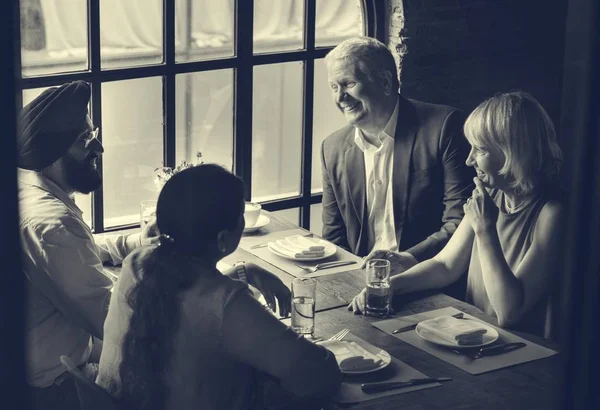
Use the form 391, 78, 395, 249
327, 59, 389, 131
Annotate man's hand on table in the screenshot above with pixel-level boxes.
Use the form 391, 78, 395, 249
361, 249, 418, 273
347, 249, 417, 315
243, 262, 292, 318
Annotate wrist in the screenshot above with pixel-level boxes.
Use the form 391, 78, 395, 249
233, 261, 248, 283
474, 221, 495, 236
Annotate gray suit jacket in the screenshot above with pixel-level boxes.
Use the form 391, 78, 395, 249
320, 95, 474, 260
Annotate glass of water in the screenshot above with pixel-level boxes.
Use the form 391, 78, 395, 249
291, 277, 317, 338
140, 200, 157, 230
365, 259, 391, 317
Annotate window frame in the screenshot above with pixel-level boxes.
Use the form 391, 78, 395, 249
17, 0, 385, 233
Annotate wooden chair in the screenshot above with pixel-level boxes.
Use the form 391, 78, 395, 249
59, 356, 119, 410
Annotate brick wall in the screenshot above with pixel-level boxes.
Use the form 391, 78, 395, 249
387, 0, 568, 126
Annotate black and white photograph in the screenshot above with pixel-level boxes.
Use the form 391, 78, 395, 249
1, 1, 599, 409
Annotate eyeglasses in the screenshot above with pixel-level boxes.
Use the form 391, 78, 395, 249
78, 127, 100, 148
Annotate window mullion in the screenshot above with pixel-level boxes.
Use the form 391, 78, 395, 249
234, 0, 254, 200
300, 0, 317, 230
164, 0, 176, 168
89, 0, 104, 233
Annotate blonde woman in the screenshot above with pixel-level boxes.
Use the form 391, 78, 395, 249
349, 91, 565, 338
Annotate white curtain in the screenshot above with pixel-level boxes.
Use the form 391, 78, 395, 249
37, 0, 358, 56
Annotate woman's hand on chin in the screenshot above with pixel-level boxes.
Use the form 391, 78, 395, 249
244, 262, 291, 317
464, 177, 499, 234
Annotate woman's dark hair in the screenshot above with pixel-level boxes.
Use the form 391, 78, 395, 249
118, 164, 244, 410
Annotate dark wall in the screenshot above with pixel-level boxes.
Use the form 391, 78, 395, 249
389, 0, 568, 127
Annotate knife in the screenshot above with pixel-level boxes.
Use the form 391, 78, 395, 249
392, 312, 464, 334
361, 377, 452, 394
453, 342, 527, 359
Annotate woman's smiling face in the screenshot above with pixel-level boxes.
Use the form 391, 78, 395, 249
465, 141, 509, 190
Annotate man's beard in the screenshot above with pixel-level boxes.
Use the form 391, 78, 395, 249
62, 152, 102, 194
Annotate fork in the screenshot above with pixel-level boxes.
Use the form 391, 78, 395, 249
294, 260, 357, 273
328, 328, 350, 341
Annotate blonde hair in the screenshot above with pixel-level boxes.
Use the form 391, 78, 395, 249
325, 37, 399, 90
464, 91, 563, 195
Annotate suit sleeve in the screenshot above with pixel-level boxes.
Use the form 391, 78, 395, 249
405, 110, 474, 261
320, 139, 351, 251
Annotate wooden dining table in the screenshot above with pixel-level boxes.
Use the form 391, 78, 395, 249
105, 210, 563, 409
225, 211, 563, 410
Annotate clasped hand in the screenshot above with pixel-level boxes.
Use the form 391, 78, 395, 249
348, 250, 418, 315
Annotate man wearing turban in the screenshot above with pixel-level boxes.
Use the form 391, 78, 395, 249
17, 81, 157, 410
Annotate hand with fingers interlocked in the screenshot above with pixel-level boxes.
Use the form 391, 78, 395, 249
360, 249, 419, 275
464, 177, 499, 234
346, 248, 417, 315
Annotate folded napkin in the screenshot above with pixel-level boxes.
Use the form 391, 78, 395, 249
323, 341, 383, 372
270, 235, 326, 259
419, 315, 488, 345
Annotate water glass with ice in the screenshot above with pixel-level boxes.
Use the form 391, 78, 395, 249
291, 277, 317, 338
365, 259, 391, 317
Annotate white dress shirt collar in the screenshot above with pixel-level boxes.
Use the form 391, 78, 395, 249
354, 98, 399, 152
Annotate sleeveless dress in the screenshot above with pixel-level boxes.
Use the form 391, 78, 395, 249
465, 188, 564, 338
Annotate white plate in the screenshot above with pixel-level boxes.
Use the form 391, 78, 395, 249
243, 215, 270, 233
268, 237, 336, 261
318, 340, 392, 375
415, 319, 499, 349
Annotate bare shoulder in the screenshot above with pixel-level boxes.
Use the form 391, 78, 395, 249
534, 199, 565, 240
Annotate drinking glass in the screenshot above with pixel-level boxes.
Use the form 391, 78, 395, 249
365, 259, 391, 317
291, 277, 317, 338
140, 200, 157, 230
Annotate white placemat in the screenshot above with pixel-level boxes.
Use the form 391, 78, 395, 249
372, 307, 558, 375
239, 229, 363, 278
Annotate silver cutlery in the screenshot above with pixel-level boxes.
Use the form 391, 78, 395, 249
392, 312, 465, 334
452, 342, 527, 359
328, 328, 350, 341
249, 232, 313, 249
295, 260, 357, 273
361, 377, 453, 394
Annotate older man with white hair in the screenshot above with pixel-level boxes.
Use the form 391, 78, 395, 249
321, 37, 474, 275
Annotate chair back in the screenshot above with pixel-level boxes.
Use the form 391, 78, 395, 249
60, 356, 119, 410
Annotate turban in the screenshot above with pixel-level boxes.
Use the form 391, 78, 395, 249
17, 81, 91, 170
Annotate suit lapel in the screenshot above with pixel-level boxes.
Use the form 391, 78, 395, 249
392, 96, 419, 244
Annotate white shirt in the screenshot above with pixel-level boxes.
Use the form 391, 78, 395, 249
354, 100, 399, 253
18, 169, 140, 387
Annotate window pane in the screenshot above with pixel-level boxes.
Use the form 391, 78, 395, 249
311, 59, 348, 193
20, 0, 88, 77
101, 78, 163, 228
176, 70, 234, 171
100, 0, 163, 69
176, 0, 234, 62
21, 87, 93, 228
309, 203, 323, 236
252, 62, 303, 202
254, 0, 304, 54
315, 0, 362, 48
272, 208, 300, 226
